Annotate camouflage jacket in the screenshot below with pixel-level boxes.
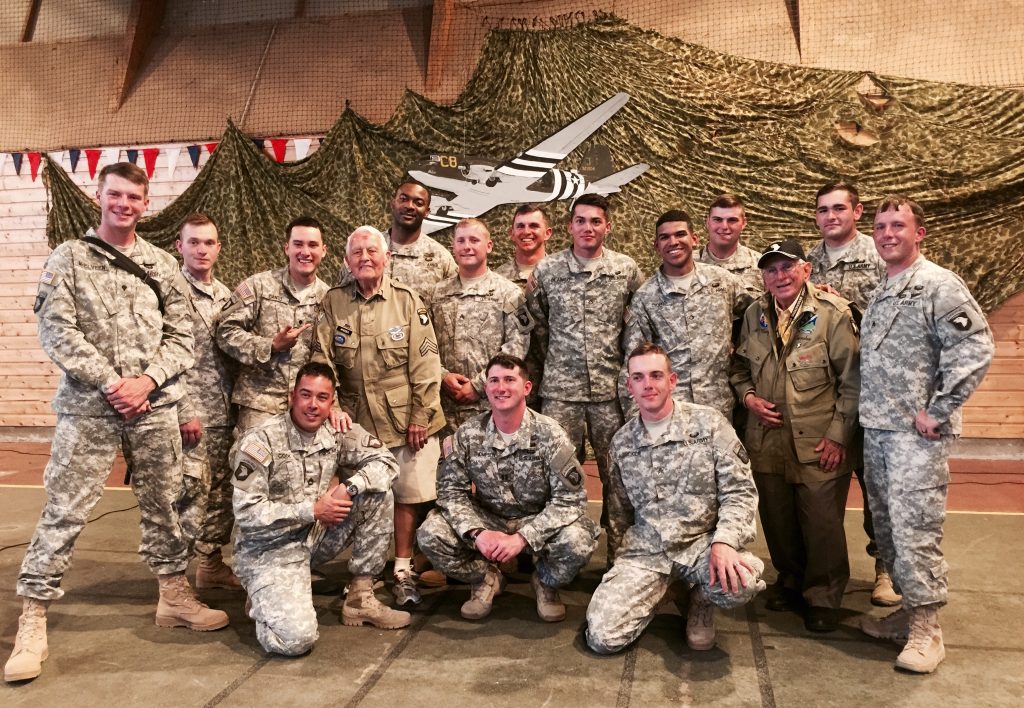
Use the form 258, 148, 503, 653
437, 409, 588, 551
527, 248, 643, 402
698, 243, 764, 298
860, 256, 994, 434
730, 284, 861, 481
177, 268, 235, 427
622, 263, 752, 418
807, 231, 886, 312
492, 257, 533, 289
35, 229, 193, 415
215, 267, 328, 414
606, 400, 758, 572
231, 414, 397, 561
311, 276, 445, 447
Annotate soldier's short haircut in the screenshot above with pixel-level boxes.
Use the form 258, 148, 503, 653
513, 203, 550, 223
285, 215, 324, 240
875, 195, 926, 229
486, 353, 529, 381
655, 209, 694, 232
346, 225, 388, 254
707, 193, 745, 217
570, 193, 611, 220
455, 217, 490, 238
816, 181, 860, 207
98, 162, 149, 197
396, 176, 432, 207
294, 361, 337, 390
179, 212, 218, 234
627, 341, 673, 372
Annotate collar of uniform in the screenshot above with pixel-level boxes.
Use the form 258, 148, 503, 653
632, 399, 697, 446
284, 415, 336, 454
484, 408, 537, 452
349, 274, 394, 302
386, 229, 426, 256
564, 247, 625, 280
809, 230, 871, 268
81, 226, 151, 262
882, 255, 925, 295
181, 266, 216, 298
655, 263, 709, 295
456, 270, 497, 297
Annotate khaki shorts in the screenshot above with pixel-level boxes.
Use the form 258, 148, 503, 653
390, 436, 440, 504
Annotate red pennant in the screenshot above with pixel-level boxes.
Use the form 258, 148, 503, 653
143, 148, 160, 178
28, 152, 41, 181
85, 149, 102, 179
270, 138, 288, 162
205, 142, 218, 155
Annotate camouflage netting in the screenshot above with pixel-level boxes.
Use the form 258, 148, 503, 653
44, 17, 1024, 312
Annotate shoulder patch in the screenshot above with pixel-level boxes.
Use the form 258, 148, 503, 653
235, 461, 255, 481
442, 435, 455, 459
240, 438, 272, 465
419, 337, 438, 356
513, 303, 534, 333
732, 441, 750, 465
232, 280, 255, 304
363, 433, 384, 449
418, 307, 430, 326
39, 270, 57, 285
560, 459, 584, 491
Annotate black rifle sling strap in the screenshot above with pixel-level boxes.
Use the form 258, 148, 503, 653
83, 236, 165, 314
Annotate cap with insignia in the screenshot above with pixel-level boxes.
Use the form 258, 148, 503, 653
757, 239, 806, 268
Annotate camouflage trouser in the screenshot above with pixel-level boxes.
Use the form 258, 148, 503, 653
863, 429, 950, 608
175, 425, 235, 558
237, 490, 394, 656
18, 408, 189, 600
585, 549, 765, 655
233, 406, 276, 439
440, 399, 488, 437
417, 506, 598, 587
541, 398, 623, 536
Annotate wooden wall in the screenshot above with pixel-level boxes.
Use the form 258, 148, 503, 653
0, 146, 1021, 439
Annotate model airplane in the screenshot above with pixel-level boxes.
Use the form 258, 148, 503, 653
408, 92, 649, 234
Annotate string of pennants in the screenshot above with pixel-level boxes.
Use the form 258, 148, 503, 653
0, 137, 323, 182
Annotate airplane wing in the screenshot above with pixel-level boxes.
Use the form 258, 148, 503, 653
494, 93, 630, 181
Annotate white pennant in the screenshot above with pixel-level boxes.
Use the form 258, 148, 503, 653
165, 146, 181, 180
0, 152, 8, 176
294, 138, 312, 160
48, 151, 64, 167
103, 147, 120, 166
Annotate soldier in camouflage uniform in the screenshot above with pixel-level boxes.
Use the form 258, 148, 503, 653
312, 226, 446, 608
731, 239, 861, 634
6, 164, 226, 684
493, 204, 552, 411
418, 354, 598, 621
216, 216, 330, 435
806, 183, 897, 608
232, 363, 409, 656
586, 344, 763, 655
526, 194, 643, 559
697, 193, 764, 298
621, 209, 752, 420
429, 218, 531, 431
859, 197, 994, 674
172, 214, 241, 591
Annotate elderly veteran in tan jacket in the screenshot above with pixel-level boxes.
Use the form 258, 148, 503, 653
730, 238, 860, 634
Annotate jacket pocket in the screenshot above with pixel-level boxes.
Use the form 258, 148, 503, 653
787, 342, 831, 393
790, 413, 831, 464
333, 336, 358, 370
377, 329, 410, 369
384, 385, 411, 433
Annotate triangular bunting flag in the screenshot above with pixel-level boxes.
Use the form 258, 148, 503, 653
0, 152, 7, 176
103, 147, 120, 166
143, 148, 159, 178
205, 142, 218, 155
48, 151, 63, 167
69, 149, 81, 173
187, 145, 200, 167
253, 138, 265, 151
86, 149, 102, 178
125, 149, 139, 164
270, 138, 288, 162
12, 153, 23, 175
28, 152, 41, 181
294, 138, 311, 160
165, 146, 180, 180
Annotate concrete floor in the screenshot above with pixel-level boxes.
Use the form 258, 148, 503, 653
1, 486, 1022, 707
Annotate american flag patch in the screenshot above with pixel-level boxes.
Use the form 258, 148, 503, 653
40, 271, 56, 285
233, 280, 254, 303
240, 438, 271, 465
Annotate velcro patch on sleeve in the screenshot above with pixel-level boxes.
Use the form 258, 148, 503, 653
732, 441, 750, 465
39, 270, 58, 285
441, 435, 455, 459
240, 438, 272, 465
552, 445, 583, 490
512, 303, 534, 333
232, 279, 255, 304
232, 461, 258, 490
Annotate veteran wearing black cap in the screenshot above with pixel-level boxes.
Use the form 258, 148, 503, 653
728, 239, 862, 633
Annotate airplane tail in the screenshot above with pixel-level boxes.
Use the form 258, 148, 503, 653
584, 163, 650, 196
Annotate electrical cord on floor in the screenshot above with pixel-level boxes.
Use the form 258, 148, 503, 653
0, 502, 140, 553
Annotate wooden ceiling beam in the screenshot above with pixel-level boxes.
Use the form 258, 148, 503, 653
111, 0, 167, 111
425, 0, 457, 93
20, 0, 42, 42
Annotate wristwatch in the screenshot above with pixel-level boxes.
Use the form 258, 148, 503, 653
464, 528, 483, 542
345, 482, 359, 497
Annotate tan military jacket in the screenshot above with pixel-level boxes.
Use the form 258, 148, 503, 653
527, 247, 643, 402
605, 400, 758, 573
699, 243, 764, 297
34, 229, 193, 415
731, 284, 861, 482
807, 231, 886, 312
437, 409, 591, 551
622, 263, 752, 418
216, 267, 328, 414
311, 276, 445, 447
177, 268, 235, 427
860, 256, 993, 434
428, 269, 532, 424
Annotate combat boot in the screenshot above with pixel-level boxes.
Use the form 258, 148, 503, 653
871, 559, 901, 607
342, 576, 411, 629
861, 606, 910, 642
156, 573, 229, 631
895, 605, 945, 673
686, 587, 716, 651
4, 599, 49, 682
461, 564, 505, 620
196, 550, 242, 590
531, 572, 566, 622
